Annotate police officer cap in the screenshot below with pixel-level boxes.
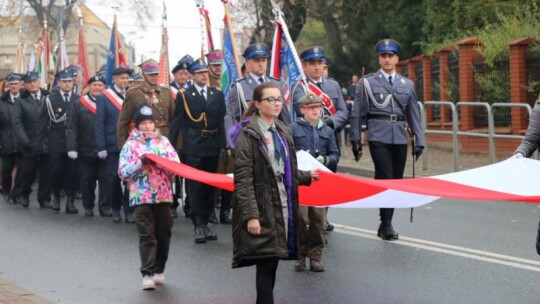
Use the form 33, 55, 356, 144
376, 39, 401, 54
88, 73, 106, 85
67, 65, 79, 76
172, 54, 195, 73
300, 46, 325, 62
242, 43, 270, 59
112, 66, 134, 76
57, 69, 74, 81
298, 93, 323, 107
187, 59, 208, 74
206, 49, 223, 65
139, 59, 159, 75
132, 72, 144, 82
134, 103, 156, 128
6, 73, 22, 84
24, 71, 39, 82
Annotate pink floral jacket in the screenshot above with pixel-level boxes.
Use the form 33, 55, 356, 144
118, 128, 180, 207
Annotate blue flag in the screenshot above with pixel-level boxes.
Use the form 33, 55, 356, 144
221, 19, 240, 101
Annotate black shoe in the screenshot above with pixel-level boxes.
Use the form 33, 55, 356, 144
75, 191, 82, 200
112, 210, 122, 223
310, 259, 325, 272
194, 227, 207, 244
21, 197, 30, 208
125, 212, 136, 224
202, 226, 218, 241
65, 197, 79, 214
220, 210, 232, 224
99, 209, 113, 217
208, 209, 218, 224
39, 200, 52, 209
170, 208, 178, 219
2, 194, 11, 203
84, 209, 94, 217
51, 196, 61, 212
378, 223, 399, 241
295, 257, 306, 272
325, 221, 334, 232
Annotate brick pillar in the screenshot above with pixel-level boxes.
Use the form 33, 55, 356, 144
396, 61, 406, 75
407, 58, 419, 83
422, 55, 433, 122
438, 48, 452, 124
457, 38, 481, 131
509, 38, 533, 133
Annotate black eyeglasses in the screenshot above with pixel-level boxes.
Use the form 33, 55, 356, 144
261, 97, 283, 104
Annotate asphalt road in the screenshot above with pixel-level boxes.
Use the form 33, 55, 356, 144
1, 195, 539, 304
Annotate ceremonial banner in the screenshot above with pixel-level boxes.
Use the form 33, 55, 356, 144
146, 152, 540, 207
52, 28, 70, 86
36, 23, 52, 89
105, 14, 127, 86
221, 2, 241, 101
158, 1, 170, 86
77, 17, 90, 93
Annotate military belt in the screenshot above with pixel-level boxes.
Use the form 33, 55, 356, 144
368, 114, 405, 122
200, 129, 218, 137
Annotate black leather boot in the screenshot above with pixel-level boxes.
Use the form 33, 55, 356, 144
51, 195, 61, 212
65, 195, 79, 214
192, 216, 206, 244
220, 209, 232, 224
112, 210, 122, 223
208, 208, 218, 224
21, 197, 30, 208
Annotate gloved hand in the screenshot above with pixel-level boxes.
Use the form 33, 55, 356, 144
316, 155, 328, 165
97, 150, 108, 160
326, 118, 334, 130
220, 149, 228, 166
510, 152, 524, 159
351, 140, 362, 162
67, 151, 78, 160
412, 146, 424, 161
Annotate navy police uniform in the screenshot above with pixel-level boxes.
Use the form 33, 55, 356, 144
349, 39, 425, 240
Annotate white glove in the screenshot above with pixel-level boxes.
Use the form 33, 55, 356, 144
67, 151, 78, 160
510, 152, 524, 159
97, 150, 108, 160
316, 155, 327, 165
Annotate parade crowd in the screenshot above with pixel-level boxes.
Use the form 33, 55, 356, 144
0, 39, 427, 302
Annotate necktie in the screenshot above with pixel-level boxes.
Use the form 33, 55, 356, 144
200, 89, 206, 100
388, 76, 393, 86
269, 127, 285, 163
316, 82, 323, 90
34, 94, 41, 106
64, 93, 70, 103
258, 77, 264, 84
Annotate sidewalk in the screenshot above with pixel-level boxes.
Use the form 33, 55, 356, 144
0, 278, 54, 304
337, 143, 505, 178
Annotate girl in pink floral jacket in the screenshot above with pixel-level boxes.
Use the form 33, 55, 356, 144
118, 104, 179, 291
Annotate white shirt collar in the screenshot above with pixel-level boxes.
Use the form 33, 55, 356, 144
193, 83, 208, 96
309, 77, 323, 84
380, 70, 396, 81
250, 73, 266, 84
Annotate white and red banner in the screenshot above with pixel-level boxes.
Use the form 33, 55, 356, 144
146, 151, 540, 207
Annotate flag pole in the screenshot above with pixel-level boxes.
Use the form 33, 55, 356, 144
222, 1, 241, 76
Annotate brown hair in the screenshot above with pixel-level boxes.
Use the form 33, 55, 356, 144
252, 82, 280, 102
242, 102, 258, 119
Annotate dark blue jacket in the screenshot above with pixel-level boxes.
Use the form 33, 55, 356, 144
291, 118, 340, 172
95, 87, 123, 153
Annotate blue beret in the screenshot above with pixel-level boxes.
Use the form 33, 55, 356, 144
300, 46, 325, 62
6, 73, 22, 83
24, 72, 39, 82
242, 43, 270, 59
172, 54, 195, 73
112, 67, 134, 76
187, 59, 208, 74
376, 39, 401, 54
57, 69, 74, 81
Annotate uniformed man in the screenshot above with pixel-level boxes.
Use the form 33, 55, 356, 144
130, 72, 144, 89
171, 59, 226, 243
11, 72, 51, 208
95, 66, 133, 223
349, 39, 425, 241
225, 42, 291, 140
117, 59, 174, 149
67, 73, 112, 217
0, 73, 22, 203
293, 46, 349, 232
169, 54, 195, 218
44, 69, 79, 214
206, 49, 222, 90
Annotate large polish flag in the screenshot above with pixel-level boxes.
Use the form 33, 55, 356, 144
146, 152, 540, 208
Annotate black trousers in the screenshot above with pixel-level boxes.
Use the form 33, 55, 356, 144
49, 153, 78, 198
80, 157, 111, 211
256, 258, 279, 304
369, 141, 407, 223
11, 154, 51, 203
133, 203, 173, 276
172, 151, 187, 211
184, 154, 218, 222
1, 154, 18, 195
106, 152, 130, 214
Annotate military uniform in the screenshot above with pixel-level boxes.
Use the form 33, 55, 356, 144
172, 60, 226, 243
117, 59, 174, 150
349, 39, 425, 240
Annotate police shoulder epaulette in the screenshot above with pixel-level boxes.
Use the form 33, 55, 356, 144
268, 76, 281, 82
364, 72, 374, 78
234, 77, 246, 83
